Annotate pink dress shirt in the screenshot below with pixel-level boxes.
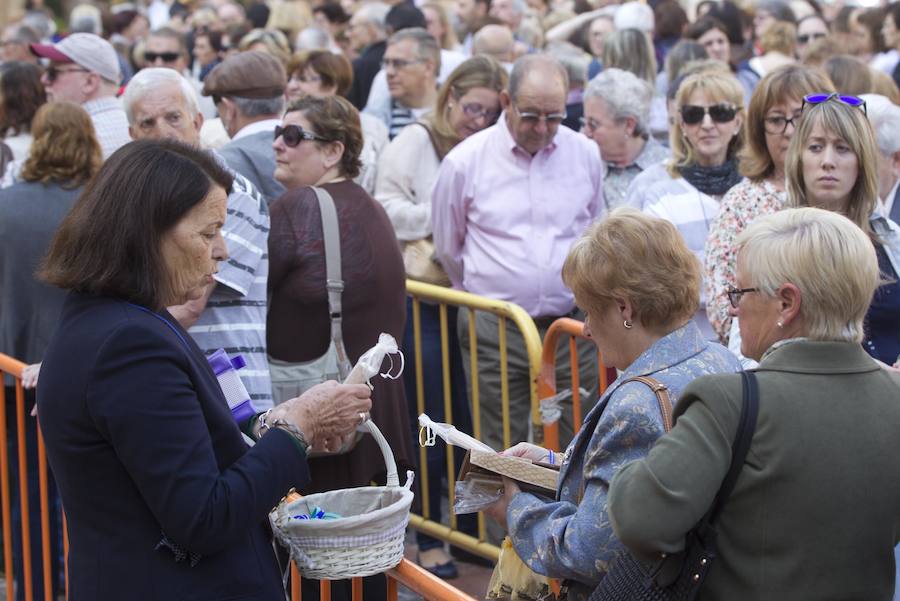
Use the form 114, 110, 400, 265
431, 115, 604, 317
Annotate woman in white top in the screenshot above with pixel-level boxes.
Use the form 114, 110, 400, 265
374, 55, 506, 579
627, 70, 745, 340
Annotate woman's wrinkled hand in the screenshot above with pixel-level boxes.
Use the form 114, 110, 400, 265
502, 442, 551, 463
482, 476, 521, 529
270, 381, 371, 448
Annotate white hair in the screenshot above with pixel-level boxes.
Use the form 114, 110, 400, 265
69, 4, 103, 35
584, 67, 653, 136
122, 68, 200, 126
354, 3, 391, 36
295, 27, 331, 51
614, 2, 654, 33
737, 207, 880, 343
861, 94, 900, 156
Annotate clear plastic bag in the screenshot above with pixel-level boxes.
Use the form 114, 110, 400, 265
345, 333, 404, 386
453, 473, 504, 514
417, 413, 495, 453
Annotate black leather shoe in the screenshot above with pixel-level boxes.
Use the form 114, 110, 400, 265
420, 558, 459, 579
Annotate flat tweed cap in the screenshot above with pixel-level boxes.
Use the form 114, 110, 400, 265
201, 50, 286, 99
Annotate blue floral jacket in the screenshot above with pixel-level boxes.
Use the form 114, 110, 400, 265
506, 321, 741, 601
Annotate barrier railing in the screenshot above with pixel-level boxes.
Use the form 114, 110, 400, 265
405, 280, 542, 559
537, 318, 615, 452
1, 352, 477, 601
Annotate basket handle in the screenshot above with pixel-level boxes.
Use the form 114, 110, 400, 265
362, 420, 399, 486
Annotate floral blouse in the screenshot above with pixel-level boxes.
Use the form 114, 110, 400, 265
704, 178, 787, 344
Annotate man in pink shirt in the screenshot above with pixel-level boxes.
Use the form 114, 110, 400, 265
432, 54, 604, 454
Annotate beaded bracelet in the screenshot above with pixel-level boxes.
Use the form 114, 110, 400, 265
257, 409, 311, 453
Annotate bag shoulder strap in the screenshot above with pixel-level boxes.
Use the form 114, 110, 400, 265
706, 370, 759, 524
621, 375, 674, 432
415, 122, 447, 161
312, 186, 352, 379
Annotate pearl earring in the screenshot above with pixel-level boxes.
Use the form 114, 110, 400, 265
776, 321, 784, 328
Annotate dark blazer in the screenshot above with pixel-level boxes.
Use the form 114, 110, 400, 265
38, 293, 309, 601
609, 340, 900, 601
348, 41, 387, 110
219, 132, 286, 205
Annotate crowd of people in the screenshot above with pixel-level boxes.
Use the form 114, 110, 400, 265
2, 0, 900, 598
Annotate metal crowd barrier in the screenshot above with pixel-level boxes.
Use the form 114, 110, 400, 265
0, 352, 475, 601
405, 280, 542, 559
537, 318, 615, 452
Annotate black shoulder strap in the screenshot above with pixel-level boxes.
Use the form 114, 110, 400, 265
708, 371, 759, 524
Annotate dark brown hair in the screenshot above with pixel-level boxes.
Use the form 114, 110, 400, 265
20, 102, 101, 188
286, 95, 363, 179
0, 62, 46, 136
41, 140, 234, 310
288, 50, 354, 97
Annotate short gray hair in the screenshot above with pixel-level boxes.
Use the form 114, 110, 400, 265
232, 95, 285, 117
122, 68, 200, 126
861, 93, 900, 156
737, 207, 879, 343
585, 68, 653, 137
388, 27, 441, 73
509, 54, 568, 103
354, 2, 391, 37
69, 4, 103, 35
3, 23, 40, 45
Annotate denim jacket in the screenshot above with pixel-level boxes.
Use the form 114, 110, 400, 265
506, 321, 741, 601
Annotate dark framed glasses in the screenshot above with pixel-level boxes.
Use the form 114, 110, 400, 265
144, 51, 181, 63
796, 32, 826, 44
274, 124, 331, 147
45, 65, 89, 82
726, 286, 759, 308
680, 104, 740, 125
801, 93, 867, 116
763, 112, 802, 135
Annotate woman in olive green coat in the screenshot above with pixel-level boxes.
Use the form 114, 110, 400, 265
608, 207, 900, 600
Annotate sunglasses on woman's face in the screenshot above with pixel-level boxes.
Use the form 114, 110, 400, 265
801, 93, 867, 116
680, 104, 739, 125
274, 124, 330, 147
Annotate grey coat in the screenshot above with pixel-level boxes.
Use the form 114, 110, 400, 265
609, 340, 900, 601
0, 181, 81, 364
218, 131, 285, 204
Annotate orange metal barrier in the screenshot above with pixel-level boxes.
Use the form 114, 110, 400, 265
537, 318, 616, 452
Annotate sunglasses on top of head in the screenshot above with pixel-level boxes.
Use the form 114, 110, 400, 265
800, 93, 867, 116
680, 104, 740, 125
274, 124, 331, 147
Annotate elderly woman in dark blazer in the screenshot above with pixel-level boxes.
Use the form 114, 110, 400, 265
484, 209, 740, 601
36, 140, 371, 600
609, 207, 900, 600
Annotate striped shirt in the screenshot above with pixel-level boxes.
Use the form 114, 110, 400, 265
388, 100, 415, 140
188, 158, 273, 409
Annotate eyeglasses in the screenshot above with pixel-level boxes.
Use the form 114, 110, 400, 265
680, 104, 740, 125
796, 32, 827, 44
381, 58, 424, 71
726, 286, 759, 308
290, 73, 321, 84
763, 112, 802, 135
45, 65, 89, 82
460, 102, 500, 123
274, 124, 331, 147
144, 51, 181, 63
579, 116, 601, 133
514, 105, 567, 125
801, 93, 867, 116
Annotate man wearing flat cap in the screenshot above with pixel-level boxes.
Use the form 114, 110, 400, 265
31, 32, 130, 159
203, 50, 286, 203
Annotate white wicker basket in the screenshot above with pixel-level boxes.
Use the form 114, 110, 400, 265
269, 420, 414, 580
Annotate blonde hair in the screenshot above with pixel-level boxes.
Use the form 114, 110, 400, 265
785, 99, 878, 238
669, 70, 745, 177
421, 2, 460, 50
736, 207, 879, 343
602, 28, 657, 85
759, 21, 796, 55
739, 64, 834, 182
239, 28, 291, 65
266, 1, 312, 44
562, 208, 700, 331
425, 56, 507, 158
